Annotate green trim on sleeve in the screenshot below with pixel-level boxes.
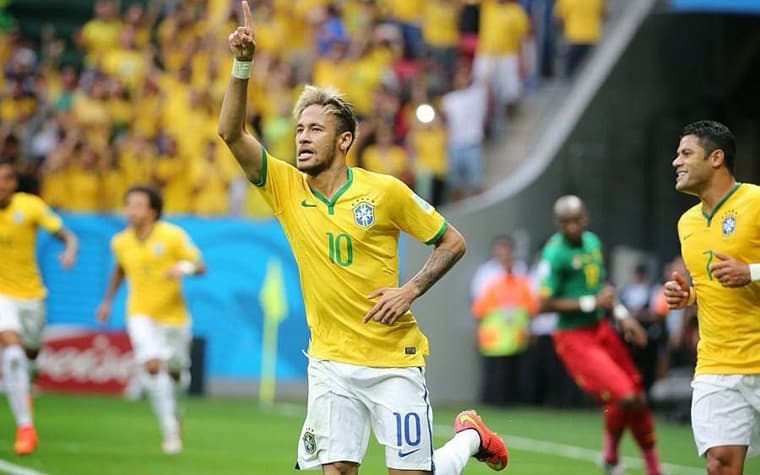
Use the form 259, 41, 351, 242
425, 219, 448, 246
252, 148, 268, 187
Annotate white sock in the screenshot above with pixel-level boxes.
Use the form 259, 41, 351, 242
171, 370, 191, 420
142, 371, 179, 440
433, 430, 480, 474
3, 345, 32, 427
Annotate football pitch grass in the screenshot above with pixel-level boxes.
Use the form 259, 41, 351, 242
0, 393, 757, 475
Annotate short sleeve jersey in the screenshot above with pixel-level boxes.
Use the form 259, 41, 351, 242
539, 231, 606, 330
678, 183, 760, 375
254, 151, 448, 367
0, 193, 63, 299
112, 221, 201, 326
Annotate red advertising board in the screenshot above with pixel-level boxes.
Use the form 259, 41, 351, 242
36, 330, 136, 395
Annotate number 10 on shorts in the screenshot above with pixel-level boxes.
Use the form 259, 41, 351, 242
394, 412, 421, 447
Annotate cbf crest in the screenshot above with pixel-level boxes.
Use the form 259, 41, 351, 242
153, 243, 165, 256
302, 429, 317, 455
721, 210, 737, 237
352, 199, 376, 229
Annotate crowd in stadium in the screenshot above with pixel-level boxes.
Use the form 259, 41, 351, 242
0, 0, 605, 215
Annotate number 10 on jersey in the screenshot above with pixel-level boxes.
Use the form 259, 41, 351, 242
326, 232, 353, 267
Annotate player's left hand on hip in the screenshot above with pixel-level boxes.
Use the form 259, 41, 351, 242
363, 287, 412, 325
710, 251, 751, 287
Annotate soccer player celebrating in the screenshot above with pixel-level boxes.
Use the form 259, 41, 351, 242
219, 2, 508, 474
665, 121, 760, 475
537, 195, 664, 475
0, 159, 78, 455
96, 186, 205, 455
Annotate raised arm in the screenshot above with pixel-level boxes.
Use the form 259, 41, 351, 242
218, 0, 264, 183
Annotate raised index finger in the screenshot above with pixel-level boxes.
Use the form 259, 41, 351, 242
242, 1, 252, 29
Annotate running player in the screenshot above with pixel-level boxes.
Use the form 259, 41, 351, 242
96, 186, 206, 455
0, 159, 78, 455
538, 195, 663, 475
665, 120, 760, 475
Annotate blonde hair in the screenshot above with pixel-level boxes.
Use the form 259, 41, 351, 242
293, 85, 358, 151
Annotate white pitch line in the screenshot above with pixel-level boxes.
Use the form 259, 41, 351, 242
0, 459, 51, 475
433, 424, 704, 475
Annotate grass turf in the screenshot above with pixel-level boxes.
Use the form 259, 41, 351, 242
0, 393, 755, 474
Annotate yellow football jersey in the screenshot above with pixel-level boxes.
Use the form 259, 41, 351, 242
0, 193, 63, 299
255, 151, 448, 367
112, 221, 201, 326
678, 183, 760, 375
555, 0, 605, 44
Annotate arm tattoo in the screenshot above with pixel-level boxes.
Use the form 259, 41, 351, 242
409, 247, 460, 298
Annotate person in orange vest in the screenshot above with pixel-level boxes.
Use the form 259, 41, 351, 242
472, 235, 537, 405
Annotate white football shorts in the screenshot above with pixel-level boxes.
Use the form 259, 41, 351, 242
296, 357, 434, 471
126, 315, 191, 371
472, 54, 521, 105
691, 374, 760, 457
0, 293, 46, 350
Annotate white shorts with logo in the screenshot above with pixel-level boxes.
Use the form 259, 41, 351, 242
691, 374, 760, 457
296, 358, 434, 471
126, 315, 191, 372
0, 293, 46, 350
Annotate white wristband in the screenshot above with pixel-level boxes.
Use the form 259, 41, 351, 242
232, 58, 253, 79
750, 263, 760, 282
613, 303, 630, 321
177, 260, 197, 275
578, 295, 596, 313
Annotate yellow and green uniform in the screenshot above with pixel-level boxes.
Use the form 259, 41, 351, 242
539, 231, 605, 330
112, 221, 201, 326
678, 183, 760, 375
0, 193, 63, 299
254, 151, 448, 367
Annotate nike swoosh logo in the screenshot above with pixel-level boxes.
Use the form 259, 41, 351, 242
682, 232, 695, 241
398, 448, 421, 458
301, 200, 317, 208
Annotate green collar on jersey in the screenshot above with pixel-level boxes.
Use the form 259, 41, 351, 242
310, 168, 354, 215
702, 182, 741, 225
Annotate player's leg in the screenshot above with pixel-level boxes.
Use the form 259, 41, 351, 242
17, 299, 46, 382
164, 323, 192, 452
364, 366, 506, 475
597, 320, 662, 475
295, 359, 371, 472
127, 315, 180, 454
692, 374, 755, 475
553, 324, 639, 472
0, 294, 36, 455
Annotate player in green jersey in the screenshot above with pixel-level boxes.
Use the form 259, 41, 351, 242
538, 195, 661, 475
